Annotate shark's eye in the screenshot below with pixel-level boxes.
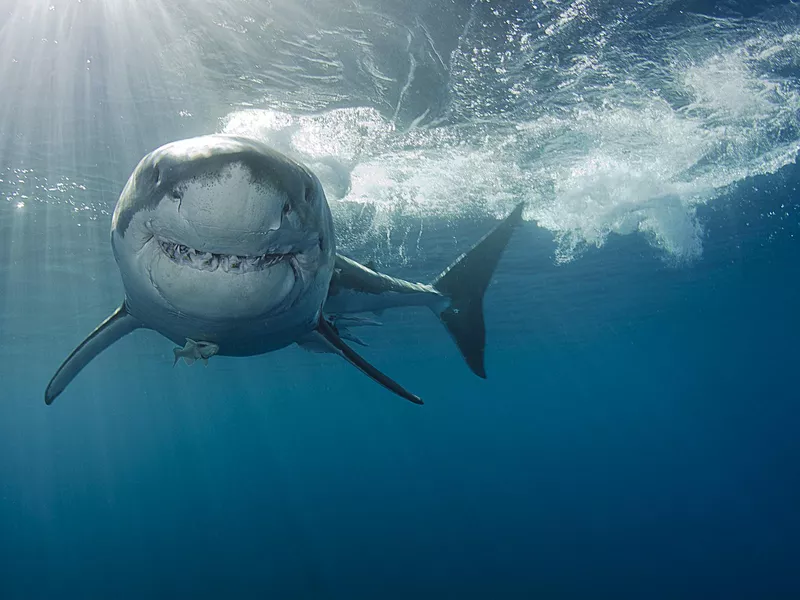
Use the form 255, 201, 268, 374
283, 201, 291, 215
170, 189, 183, 201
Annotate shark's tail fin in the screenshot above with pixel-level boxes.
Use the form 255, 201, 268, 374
431, 202, 525, 378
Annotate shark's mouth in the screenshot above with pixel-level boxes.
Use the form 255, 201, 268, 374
158, 239, 292, 273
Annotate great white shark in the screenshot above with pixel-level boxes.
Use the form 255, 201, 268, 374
45, 134, 524, 406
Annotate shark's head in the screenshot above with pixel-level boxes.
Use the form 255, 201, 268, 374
111, 135, 334, 327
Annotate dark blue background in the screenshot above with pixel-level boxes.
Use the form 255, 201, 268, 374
2, 155, 799, 598
2, 0, 800, 597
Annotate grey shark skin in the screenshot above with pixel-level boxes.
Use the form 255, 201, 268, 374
45, 134, 524, 406
326, 201, 525, 378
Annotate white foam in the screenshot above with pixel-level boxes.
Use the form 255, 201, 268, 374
216, 18, 800, 265
4, 1, 798, 267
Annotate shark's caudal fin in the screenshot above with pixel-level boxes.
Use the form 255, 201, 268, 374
431, 202, 525, 378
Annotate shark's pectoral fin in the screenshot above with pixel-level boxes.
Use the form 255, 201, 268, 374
316, 315, 423, 405
45, 303, 142, 405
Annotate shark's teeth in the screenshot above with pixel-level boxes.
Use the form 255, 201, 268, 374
157, 239, 289, 273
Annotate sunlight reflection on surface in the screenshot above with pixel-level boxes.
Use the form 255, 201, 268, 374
2, 0, 800, 267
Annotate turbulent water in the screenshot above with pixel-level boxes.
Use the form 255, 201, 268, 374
2, 0, 800, 598
4, 0, 800, 263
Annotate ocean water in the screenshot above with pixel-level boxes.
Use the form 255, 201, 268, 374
2, 0, 800, 597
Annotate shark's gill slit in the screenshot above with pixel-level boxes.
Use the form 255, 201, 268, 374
157, 239, 289, 273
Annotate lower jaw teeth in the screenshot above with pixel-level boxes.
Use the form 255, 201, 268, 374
159, 240, 286, 273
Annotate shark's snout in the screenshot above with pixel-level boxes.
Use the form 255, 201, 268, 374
176, 166, 288, 234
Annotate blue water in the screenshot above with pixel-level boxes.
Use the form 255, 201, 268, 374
3, 0, 800, 597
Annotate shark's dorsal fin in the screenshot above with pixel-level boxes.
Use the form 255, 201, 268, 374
46, 303, 142, 405
316, 315, 423, 405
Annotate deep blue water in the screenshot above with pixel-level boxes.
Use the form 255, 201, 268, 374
3, 0, 800, 598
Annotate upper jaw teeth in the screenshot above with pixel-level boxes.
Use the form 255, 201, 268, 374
158, 239, 289, 273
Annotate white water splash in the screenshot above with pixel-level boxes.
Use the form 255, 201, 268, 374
3, 0, 800, 267
220, 21, 800, 264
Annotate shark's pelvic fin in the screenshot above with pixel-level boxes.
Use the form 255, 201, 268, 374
45, 303, 142, 405
316, 315, 423, 405
431, 202, 525, 378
